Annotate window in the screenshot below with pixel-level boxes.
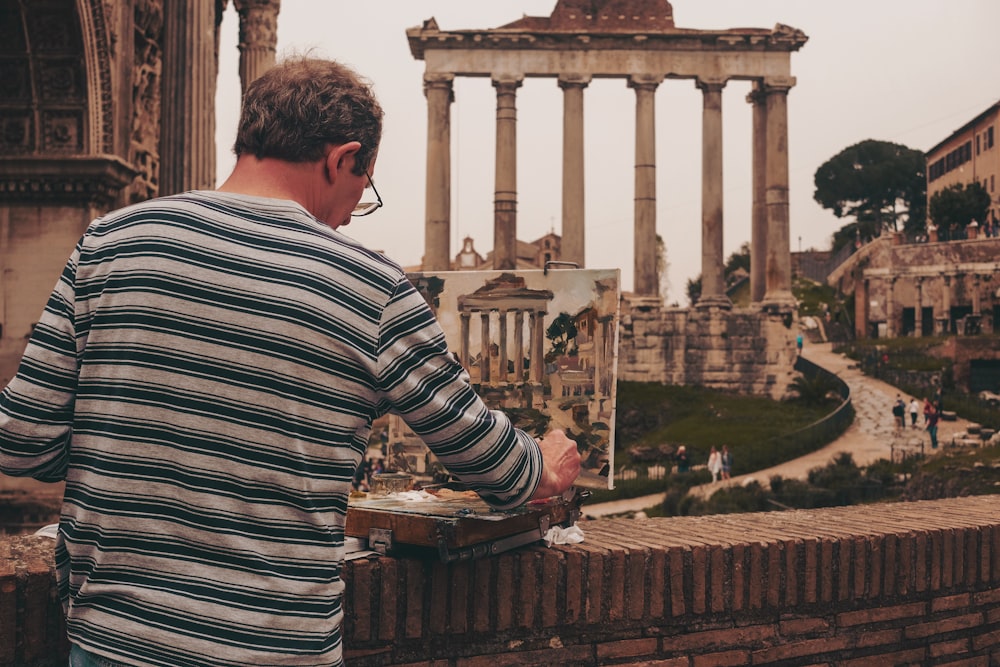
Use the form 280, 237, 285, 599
977, 134, 981, 154
988, 127, 995, 149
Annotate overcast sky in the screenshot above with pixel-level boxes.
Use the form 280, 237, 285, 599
215, 1, 1000, 301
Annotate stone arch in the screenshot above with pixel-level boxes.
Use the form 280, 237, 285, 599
0, 0, 111, 157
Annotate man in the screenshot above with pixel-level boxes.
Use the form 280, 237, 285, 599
0, 57, 579, 667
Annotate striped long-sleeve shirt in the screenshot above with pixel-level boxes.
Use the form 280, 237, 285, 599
0, 191, 542, 667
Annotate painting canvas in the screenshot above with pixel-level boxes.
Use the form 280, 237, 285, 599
386, 269, 621, 490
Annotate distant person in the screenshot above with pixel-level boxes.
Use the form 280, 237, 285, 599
926, 407, 941, 449
676, 446, 690, 473
796, 333, 804, 356
891, 396, 906, 434
923, 397, 935, 426
908, 398, 920, 428
708, 446, 722, 483
721, 445, 733, 480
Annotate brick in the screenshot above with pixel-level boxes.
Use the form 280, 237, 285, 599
620, 659, 687, 667
540, 549, 561, 628
606, 546, 626, 623
980, 526, 992, 585
914, 531, 928, 593
849, 536, 866, 600
596, 637, 658, 660
456, 644, 592, 667
473, 557, 493, 633
928, 637, 971, 658
584, 545, 607, 624
404, 559, 426, 639
768, 541, 783, 608
784, 540, 799, 607
779, 617, 829, 636
707, 545, 725, 613
972, 627, 1000, 652
429, 561, 448, 635
0, 561, 15, 663
751, 636, 851, 663
22, 557, 52, 661
378, 557, 399, 641
837, 539, 851, 602
668, 547, 686, 617
904, 612, 982, 640
931, 592, 971, 613
869, 535, 883, 598
665, 624, 776, 652
942, 528, 955, 588
691, 544, 708, 615
516, 550, 539, 630
896, 532, 913, 596
803, 538, 818, 604
749, 542, 764, 610
953, 528, 966, 586
691, 650, 749, 667
881, 534, 897, 598
819, 539, 835, 603
836, 601, 926, 627
936, 658, 987, 667
930, 530, 943, 591
648, 547, 666, 619
450, 560, 471, 635
965, 528, 979, 586
627, 546, 649, 620
495, 553, 515, 630
839, 647, 926, 666
731, 543, 746, 612
351, 559, 373, 641
855, 628, 902, 648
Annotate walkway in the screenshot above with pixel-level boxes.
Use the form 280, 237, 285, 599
583, 342, 974, 518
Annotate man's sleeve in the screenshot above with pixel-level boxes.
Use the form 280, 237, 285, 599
374, 276, 542, 509
0, 246, 82, 482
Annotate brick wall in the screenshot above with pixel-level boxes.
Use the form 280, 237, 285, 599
4, 495, 1000, 666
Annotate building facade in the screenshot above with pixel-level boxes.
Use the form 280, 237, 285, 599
926, 99, 1000, 233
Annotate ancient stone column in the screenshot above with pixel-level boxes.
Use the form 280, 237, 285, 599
161, 0, 218, 195
480, 312, 491, 384
914, 277, 924, 337
513, 311, 525, 381
423, 74, 454, 271
628, 75, 663, 297
939, 275, 952, 334
886, 277, 896, 338
498, 310, 508, 383
559, 74, 591, 268
748, 83, 768, 304
233, 0, 281, 94
696, 78, 731, 309
972, 275, 982, 316
761, 78, 796, 311
533, 310, 547, 383
528, 312, 541, 382
493, 76, 523, 270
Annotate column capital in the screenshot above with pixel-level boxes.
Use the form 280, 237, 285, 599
695, 77, 727, 93
762, 76, 796, 94
423, 73, 455, 99
492, 75, 524, 90
627, 74, 664, 91
558, 73, 592, 89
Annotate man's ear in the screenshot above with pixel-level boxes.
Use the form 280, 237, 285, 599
325, 141, 363, 182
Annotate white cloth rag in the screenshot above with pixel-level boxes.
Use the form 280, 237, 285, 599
543, 524, 585, 546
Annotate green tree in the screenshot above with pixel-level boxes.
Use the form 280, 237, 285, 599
814, 139, 926, 249
928, 182, 991, 240
544, 312, 577, 362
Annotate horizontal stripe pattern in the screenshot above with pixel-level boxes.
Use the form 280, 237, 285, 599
0, 191, 541, 666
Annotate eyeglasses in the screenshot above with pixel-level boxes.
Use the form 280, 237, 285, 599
351, 171, 383, 217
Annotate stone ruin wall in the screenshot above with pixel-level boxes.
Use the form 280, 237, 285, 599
618, 297, 799, 399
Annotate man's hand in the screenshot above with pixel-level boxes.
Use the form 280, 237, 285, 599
531, 429, 581, 500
